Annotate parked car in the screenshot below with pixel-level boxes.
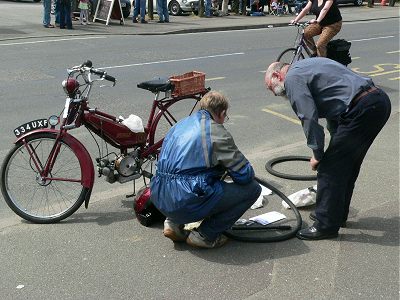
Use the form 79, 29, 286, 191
132, 0, 199, 16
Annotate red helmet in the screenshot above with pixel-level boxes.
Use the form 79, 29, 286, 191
62, 78, 80, 97
134, 186, 165, 227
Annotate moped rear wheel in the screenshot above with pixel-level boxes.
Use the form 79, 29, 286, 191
277, 48, 305, 64
1, 132, 86, 223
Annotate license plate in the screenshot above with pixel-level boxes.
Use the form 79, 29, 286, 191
14, 119, 48, 137
121, 2, 126, 7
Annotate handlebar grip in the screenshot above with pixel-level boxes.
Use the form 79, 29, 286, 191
90, 68, 105, 76
104, 74, 116, 83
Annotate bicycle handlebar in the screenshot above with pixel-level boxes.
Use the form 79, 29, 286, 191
289, 21, 310, 27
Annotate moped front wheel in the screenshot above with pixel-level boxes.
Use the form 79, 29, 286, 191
277, 48, 305, 64
1, 132, 86, 223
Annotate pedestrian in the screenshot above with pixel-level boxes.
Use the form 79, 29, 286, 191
291, 0, 342, 57
150, 91, 261, 249
58, 0, 73, 29
132, 0, 147, 23
79, 0, 90, 25
264, 58, 391, 240
221, 0, 229, 16
205, 0, 213, 17
156, 0, 170, 23
42, 0, 55, 28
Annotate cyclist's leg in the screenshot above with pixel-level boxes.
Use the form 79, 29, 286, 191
197, 180, 261, 241
316, 21, 342, 57
304, 23, 322, 56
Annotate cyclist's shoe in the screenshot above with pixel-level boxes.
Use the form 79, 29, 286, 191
163, 219, 189, 242
186, 230, 228, 249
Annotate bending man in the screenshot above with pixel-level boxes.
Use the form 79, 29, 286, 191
265, 58, 391, 240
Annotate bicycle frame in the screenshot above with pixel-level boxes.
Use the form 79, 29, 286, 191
293, 27, 313, 62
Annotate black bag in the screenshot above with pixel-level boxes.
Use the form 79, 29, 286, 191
327, 39, 352, 66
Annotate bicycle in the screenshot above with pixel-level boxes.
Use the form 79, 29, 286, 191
276, 22, 313, 64
0, 60, 209, 224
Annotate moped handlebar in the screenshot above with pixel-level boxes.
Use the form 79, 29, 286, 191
90, 68, 116, 84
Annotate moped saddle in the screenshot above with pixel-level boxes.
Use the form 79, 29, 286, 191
137, 77, 173, 93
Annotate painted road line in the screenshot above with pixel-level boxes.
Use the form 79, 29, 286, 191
206, 77, 225, 81
387, 50, 400, 54
352, 63, 400, 75
388, 77, 399, 81
262, 108, 301, 125
350, 36, 394, 42
369, 70, 400, 77
102, 53, 245, 70
0, 36, 106, 46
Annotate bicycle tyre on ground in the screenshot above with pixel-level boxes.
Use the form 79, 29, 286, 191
1, 132, 87, 223
277, 48, 305, 64
265, 155, 317, 181
223, 176, 302, 242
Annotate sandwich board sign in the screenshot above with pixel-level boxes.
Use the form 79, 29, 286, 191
94, 0, 125, 25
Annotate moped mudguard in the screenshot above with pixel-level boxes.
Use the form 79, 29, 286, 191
15, 129, 95, 207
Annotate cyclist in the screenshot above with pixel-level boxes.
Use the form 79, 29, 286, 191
264, 59, 391, 240
150, 91, 261, 249
291, 0, 342, 57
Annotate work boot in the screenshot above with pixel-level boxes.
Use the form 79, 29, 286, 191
163, 219, 189, 242
309, 212, 347, 228
186, 229, 228, 249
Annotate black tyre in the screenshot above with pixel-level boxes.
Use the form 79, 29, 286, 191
277, 48, 305, 64
1, 132, 87, 223
354, 0, 363, 5
224, 176, 302, 242
265, 155, 317, 181
169, 0, 182, 16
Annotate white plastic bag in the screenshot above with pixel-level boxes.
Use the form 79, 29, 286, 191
250, 184, 272, 209
120, 114, 145, 133
282, 185, 317, 209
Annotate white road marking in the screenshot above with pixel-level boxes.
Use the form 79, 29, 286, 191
349, 36, 394, 42
0, 36, 106, 46
101, 53, 245, 70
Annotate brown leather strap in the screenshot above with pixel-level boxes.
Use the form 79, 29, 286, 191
351, 86, 378, 106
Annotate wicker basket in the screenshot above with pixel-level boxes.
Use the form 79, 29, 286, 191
169, 71, 206, 98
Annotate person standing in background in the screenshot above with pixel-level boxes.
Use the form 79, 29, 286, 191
157, 0, 170, 23
42, 0, 55, 28
132, 0, 148, 23
79, 0, 90, 25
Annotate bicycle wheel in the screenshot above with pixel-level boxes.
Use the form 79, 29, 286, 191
277, 48, 305, 64
224, 176, 302, 242
1, 132, 87, 223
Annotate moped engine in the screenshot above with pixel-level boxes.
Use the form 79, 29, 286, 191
97, 150, 142, 184
115, 155, 138, 177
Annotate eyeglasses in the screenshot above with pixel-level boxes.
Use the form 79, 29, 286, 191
224, 114, 229, 123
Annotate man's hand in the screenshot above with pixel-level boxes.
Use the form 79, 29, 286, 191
309, 19, 318, 24
310, 156, 320, 171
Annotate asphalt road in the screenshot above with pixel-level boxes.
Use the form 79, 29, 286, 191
0, 4, 399, 300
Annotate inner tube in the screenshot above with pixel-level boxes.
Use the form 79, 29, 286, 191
223, 176, 302, 243
265, 155, 317, 181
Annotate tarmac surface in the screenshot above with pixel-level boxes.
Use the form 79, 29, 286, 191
0, 2, 399, 40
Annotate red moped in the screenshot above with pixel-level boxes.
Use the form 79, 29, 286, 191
0, 61, 208, 223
